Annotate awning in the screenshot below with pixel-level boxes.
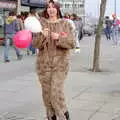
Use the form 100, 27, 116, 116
0, 1, 16, 9
21, 0, 45, 8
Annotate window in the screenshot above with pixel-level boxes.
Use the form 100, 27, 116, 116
81, 4, 84, 7
74, 4, 77, 8
72, 4, 77, 8
79, 4, 84, 8
65, 3, 69, 8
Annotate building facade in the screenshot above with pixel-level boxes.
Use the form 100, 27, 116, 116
59, 0, 85, 18
21, 0, 46, 12
0, 0, 17, 38
0, 0, 46, 39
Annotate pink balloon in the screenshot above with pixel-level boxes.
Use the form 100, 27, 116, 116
13, 30, 32, 48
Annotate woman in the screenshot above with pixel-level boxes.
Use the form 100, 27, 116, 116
32, 0, 75, 120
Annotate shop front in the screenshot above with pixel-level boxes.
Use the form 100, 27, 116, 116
0, 0, 17, 41
21, 0, 45, 12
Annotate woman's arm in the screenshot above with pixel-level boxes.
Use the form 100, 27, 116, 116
32, 32, 46, 49
56, 22, 76, 49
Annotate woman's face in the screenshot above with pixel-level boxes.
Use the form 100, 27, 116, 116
47, 2, 58, 18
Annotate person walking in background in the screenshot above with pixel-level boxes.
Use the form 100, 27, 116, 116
71, 14, 83, 42
32, 0, 75, 119
17, 15, 24, 30
21, 12, 29, 22
78, 17, 83, 41
111, 14, 120, 45
104, 16, 112, 40
63, 13, 80, 49
25, 10, 37, 55
70, 14, 81, 53
4, 11, 22, 62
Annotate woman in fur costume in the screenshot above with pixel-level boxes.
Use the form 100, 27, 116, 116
32, 0, 76, 119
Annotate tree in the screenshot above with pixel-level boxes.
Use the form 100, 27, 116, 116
92, 0, 107, 72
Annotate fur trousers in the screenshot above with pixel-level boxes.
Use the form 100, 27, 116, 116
38, 70, 68, 120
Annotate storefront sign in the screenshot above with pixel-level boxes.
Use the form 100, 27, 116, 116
0, 1, 16, 9
29, 0, 45, 4
21, 0, 45, 8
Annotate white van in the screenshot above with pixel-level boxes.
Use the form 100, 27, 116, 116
83, 24, 94, 36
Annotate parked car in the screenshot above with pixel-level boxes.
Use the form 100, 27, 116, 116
83, 24, 94, 36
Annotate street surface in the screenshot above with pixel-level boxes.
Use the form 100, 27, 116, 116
0, 35, 120, 120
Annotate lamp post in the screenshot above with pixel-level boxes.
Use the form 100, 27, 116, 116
115, 0, 116, 15
98, 0, 101, 17
82, 0, 85, 25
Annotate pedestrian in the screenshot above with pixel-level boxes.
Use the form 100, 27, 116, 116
4, 11, 22, 62
70, 14, 81, 53
71, 14, 83, 42
32, 0, 76, 120
78, 17, 83, 41
63, 13, 80, 51
25, 10, 37, 55
104, 16, 112, 40
17, 15, 24, 30
111, 14, 120, 45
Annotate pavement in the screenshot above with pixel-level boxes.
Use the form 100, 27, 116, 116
0, 36, 120, 120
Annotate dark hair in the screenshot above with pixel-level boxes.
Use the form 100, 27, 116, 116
30, 9, 36, 16
17, 15, 21, 19
64, 13, 70, 19
71, 13, 78, 20
42, 0, 62, 19
24, 12, 29, 19
9, 11, 15, 16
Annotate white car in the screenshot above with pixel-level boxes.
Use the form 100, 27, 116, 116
83, 25, 94, 36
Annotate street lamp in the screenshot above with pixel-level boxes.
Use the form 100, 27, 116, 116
114, 0, 116, 15
98, 0, 101, 17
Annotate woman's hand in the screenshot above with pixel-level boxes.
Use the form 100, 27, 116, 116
42, 28, 49, 37
51, 32, 59, 40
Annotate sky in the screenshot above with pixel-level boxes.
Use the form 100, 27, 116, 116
85, 0, 120, 18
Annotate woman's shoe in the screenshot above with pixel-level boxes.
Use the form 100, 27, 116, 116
48, 115, 57, 120
64, 111, 70, 120
51, 115, 57, 120
17, 55, 23, 60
